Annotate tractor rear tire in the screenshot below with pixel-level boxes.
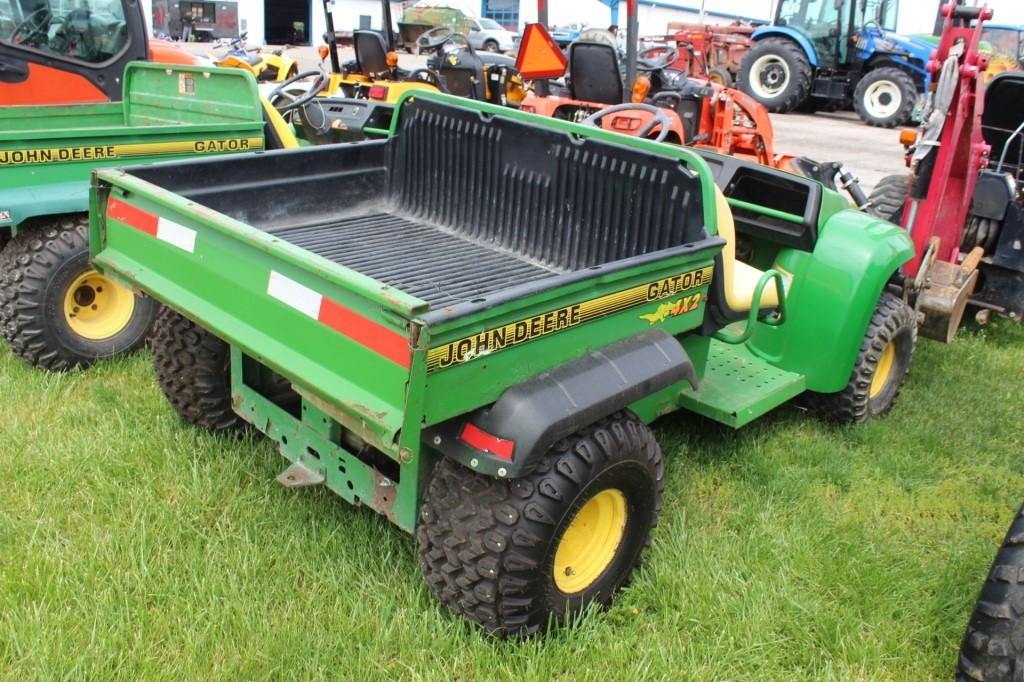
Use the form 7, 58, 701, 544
417, 411, 663, 637
957, 501, 1024, 681
151, 306, 244, 433
867, 174, 910, 222
0, 215, 158, 371
854, 67, 917, 128
806, 292, 916, 423
737, 38, 813, 113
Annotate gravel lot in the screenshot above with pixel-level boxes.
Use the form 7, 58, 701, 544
184, 42, 908, 194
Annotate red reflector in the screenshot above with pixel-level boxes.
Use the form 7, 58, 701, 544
520, 105, 536, 113
460, 423, 514, 461
612, 116, 641, 131
368, 85, 388, 100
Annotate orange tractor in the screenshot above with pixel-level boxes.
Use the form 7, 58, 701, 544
516, 22, 869, 205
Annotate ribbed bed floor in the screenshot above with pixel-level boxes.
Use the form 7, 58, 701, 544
270, 212, 560, 307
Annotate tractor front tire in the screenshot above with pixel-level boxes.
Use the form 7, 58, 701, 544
854, 67, 917, 128
867, 174, 910, 222
737, 38, 813, 113
807, 292, 916, 423
0, 215, 158, 371
958, 502, 1024, 681
708, 66, 733, 88
417, 411, 663, 637
151, 307, 244, 433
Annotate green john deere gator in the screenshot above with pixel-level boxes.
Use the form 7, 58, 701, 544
89, 90, 916, 635
0, 62, 297, 371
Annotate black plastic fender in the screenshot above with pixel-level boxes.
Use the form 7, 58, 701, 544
423, 330, 697, 479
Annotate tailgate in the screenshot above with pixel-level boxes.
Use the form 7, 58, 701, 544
91, 168, 429, 453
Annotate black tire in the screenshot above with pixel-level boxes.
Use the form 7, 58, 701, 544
806, 292, 916, 423
483, 39, 500, 53
708, 66, 733, 88
867, 174, 910, 221
853, 67, 917, 128
151, 306, 244, 433
417, 411, 664, 637
958, 502, 1024, 681
0, 215, 158, 371
736, 38, 813, 113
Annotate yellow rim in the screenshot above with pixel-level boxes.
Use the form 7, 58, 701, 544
869, 341, 896, 399
62, 269, 136, 341
553, 488, 628, 594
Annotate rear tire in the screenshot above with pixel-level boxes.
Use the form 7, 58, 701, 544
483, 39, 500, 53
958, 502, 1024, 681
0, 215, 158, 371
737, 38, 813, 113
417, 411, 663, 637
866, 174, 910, 221
151, 307, 243, 433
854, 67, 917, 128
806, 292, 916, 423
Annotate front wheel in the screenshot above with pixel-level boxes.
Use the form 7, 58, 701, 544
483, 39, 500, 53
805, 292, 916, 423
417, 411, 664, 637
853, 67, 917, 128
736, 38, 813, 113
0, 215, 158, 371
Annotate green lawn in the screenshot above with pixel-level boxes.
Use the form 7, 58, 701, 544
1, 322, 1023, 681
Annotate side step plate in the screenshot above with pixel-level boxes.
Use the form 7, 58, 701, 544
678, 340, 805, 428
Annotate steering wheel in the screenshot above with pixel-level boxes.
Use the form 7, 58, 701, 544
408, 68, 442, 88
417, 26, 456, 52
581, 103, 672, 142
637, 46, 677, 72
268, 70, 328, 112
11, 7, 55, 45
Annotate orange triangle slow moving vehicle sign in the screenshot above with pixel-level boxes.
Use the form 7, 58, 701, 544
515, 23, 568, 80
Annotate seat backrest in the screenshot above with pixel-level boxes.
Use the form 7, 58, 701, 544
569, 41, 623, 104
437, 50, 487, 100
389, 97, 707, 272
354, 30, 389, 75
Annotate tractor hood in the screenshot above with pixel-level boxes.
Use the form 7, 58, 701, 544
878, 31, 935, 61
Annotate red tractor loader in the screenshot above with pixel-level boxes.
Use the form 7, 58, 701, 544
866, 2, 1024, 342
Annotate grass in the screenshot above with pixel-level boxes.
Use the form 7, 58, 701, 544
1, 322, 1023, 681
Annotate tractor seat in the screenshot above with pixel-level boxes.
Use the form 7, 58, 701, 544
354, 30, 389, 75
243, 53, 263, 66
714, 187, 780, 311
569, 41, 623, 104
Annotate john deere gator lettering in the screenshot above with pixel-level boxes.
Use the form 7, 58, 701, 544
428, 265, 714, 371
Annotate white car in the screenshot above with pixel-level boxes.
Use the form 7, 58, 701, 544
466, 17, 518, 53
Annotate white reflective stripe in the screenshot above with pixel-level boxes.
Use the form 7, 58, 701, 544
267, 270, 323, 319
156, 217, 197, 253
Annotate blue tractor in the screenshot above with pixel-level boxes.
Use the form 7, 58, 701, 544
737, 0, 934, 127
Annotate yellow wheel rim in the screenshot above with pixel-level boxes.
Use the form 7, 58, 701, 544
553, 488, 628, 594
869, 341, 896, 399
62, 269, 136, 341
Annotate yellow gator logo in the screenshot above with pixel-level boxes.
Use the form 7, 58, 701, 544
0, 137, 264, 167
639, 293, 703, 325
427, 265, 714, 372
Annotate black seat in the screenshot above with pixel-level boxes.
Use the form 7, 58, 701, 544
354, 30, 389, 76
569, 41, 623, 104
437, 50, 487, 100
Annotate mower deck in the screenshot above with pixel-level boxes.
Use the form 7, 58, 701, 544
679, 338, 805, 427
270, 211, 561, 307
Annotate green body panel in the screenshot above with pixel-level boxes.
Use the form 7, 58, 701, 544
0, 62, 266, 231
678, 337, 806, 427
743, 210, 914, 393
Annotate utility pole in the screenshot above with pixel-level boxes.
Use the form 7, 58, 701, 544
625, 0, 638, 94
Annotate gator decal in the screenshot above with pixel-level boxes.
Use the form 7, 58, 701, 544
0, 137, 263, 166
427, 265, 714, 372
639, 293, 703, 325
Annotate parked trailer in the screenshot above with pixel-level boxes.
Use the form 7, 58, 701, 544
91, 91, 915, 635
